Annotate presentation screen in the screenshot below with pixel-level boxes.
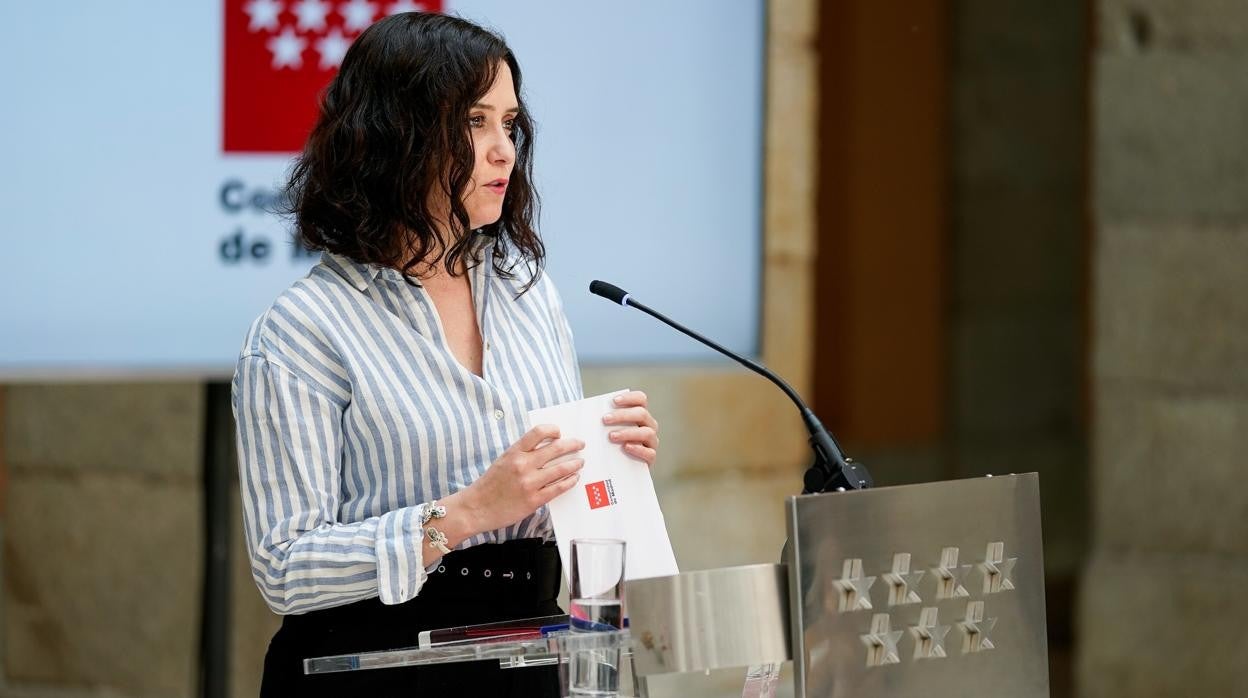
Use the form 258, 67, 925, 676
0, 1, 764, 378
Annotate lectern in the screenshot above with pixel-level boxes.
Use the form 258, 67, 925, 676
305, 473, 1050, 697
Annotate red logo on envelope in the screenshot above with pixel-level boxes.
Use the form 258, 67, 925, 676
586, 480, 617, 510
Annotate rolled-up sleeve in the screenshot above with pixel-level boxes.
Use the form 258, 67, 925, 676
233, 353, 428, 614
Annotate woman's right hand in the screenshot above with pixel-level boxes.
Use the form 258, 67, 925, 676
461, 424, 585, 534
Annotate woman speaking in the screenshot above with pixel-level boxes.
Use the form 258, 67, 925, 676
231, 12, 660, 695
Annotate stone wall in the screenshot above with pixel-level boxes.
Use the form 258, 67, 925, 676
946, 9, 1088, 692
0, 0, 816, 695
949, 0, 1088, 585
1080, 1, 1248, 695
1, 384, 206, 697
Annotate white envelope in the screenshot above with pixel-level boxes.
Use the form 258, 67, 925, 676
528, 389, 680, 583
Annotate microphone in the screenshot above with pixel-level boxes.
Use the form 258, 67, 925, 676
589, 280, 872, 493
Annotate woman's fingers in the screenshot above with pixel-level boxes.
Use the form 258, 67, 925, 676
538, 457, 584, 489
602, 406, 658, 430
530, 436, 585, 465
538, 467, 583, 503
607, 426, 658, 448
612, 390, 648, 408
515, 423, 560, 452
602, 398, 660, 468
622, 443, 656, 466
518, 394, 658, 484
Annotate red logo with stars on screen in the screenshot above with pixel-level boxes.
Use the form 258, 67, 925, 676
585, 480, 618, 510
223, 0, 443, 153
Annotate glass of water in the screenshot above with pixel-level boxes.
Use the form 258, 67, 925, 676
565, 538, 626, 696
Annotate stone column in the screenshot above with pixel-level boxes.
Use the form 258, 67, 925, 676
1080, 1, 1248, 695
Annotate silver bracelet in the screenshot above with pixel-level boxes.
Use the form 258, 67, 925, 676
419, 500, 447, 526
421, 501, 451, 554
426, 526, 452, 555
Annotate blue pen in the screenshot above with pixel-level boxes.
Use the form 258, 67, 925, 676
543, 617, 630, 635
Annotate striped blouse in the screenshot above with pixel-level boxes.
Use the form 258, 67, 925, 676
231, 236, 583, 615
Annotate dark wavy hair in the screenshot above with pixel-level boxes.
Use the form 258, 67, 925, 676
284, 12, 542, 287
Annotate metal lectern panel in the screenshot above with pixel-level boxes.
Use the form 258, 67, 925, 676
626, 563, 791, 676
786, 474, 1049, 698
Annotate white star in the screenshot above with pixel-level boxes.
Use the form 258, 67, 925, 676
244, 0, 283, 32
931, 546, 971, 600
340, 0, 378, 32
883, 552, 925, 606
859, 613, 902, 667
832, 558, 876, 613
957, 601, 997, 653
908, 607, 950, 660
267, 27, 307, 69
977, 541, 1017, 595
385, 0, 426, 15
315, 28, 351, 69
292, 0, 331, 32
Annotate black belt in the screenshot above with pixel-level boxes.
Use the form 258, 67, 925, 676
421, 538, 562, 603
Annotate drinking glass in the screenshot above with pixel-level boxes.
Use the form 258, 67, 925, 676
564, 538, 626, 696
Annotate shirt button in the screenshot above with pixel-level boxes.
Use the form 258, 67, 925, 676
494, 409, 505, 420
484, 340, 492, 351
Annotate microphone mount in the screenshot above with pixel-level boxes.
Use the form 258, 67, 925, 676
589, 280, 872, 494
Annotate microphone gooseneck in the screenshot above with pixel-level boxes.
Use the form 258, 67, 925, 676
589, 280, 872, 494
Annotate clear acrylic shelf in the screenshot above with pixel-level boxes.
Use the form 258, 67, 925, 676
304, 628, 633, 675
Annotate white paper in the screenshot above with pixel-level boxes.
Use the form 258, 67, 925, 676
528, 389, 680, 583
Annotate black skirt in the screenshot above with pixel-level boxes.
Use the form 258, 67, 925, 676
260, 538, 563, 697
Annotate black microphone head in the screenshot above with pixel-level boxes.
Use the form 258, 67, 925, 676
589, 280, 630, 305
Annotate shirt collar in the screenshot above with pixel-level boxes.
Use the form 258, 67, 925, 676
322, 252, 381, 292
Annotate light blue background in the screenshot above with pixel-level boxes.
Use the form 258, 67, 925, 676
0, 0, 763, 377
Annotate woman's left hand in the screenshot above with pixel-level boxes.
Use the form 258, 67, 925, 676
602, 390, 659, 467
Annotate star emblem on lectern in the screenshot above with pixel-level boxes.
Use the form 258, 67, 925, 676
977, 541, 1017, 594
832, 558, 876, 612
859, 613, 903, 667
930, 546, 971, 599
909, 606, 950, 660
957, 601, 997, 653
883, 552, 925, 606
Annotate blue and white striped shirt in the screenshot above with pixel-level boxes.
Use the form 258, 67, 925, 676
232, 237, 582, 615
